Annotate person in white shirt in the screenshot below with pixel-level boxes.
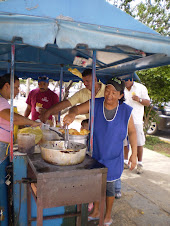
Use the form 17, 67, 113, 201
123, 75, 150, 174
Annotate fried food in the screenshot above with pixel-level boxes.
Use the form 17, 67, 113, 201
59, 129, 65, 134
59, 128, 89, 135
80, 129, 90, 135
69, 129, 80, 135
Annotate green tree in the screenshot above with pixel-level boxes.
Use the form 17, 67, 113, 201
108, 0, 134, 16
136, 0, 170, 36
137, 66, 170, 105
137, 66, 170, 134
111, 0, 170, 133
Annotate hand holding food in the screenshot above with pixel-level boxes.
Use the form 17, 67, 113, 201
39, 110, 50, 123
36, 103, 43, 113
132, 94, 139, 102
38, 108, 46, 115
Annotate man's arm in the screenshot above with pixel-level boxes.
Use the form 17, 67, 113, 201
0, 109, 41, 127
132, 95, 150, 106
132, 85, 150, 107
127, 115, 137, 170
24, 104, 31, 117
40, 100, 72, 123
63, 101, 90, 126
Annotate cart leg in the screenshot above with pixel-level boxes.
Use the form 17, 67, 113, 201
37, 198, 43, 226
27, 184, 31, 226
99, 173, 107, 226
98, 198, 105, 226
76, 204, 82, 226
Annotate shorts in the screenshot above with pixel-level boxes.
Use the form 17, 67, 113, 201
106, 181, 116, 197
124, 124, 145, 146
0, 142, 9, 164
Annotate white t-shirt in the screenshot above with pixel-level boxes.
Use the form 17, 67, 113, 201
124, 82, 150, 125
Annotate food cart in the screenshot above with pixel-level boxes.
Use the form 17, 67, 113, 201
0, 0, 170, 225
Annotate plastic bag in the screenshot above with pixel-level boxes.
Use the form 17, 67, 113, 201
13, 106, 18, 143
17, 126, 43, 144
68, 68, 82, 78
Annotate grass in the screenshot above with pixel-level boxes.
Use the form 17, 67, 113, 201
144, 135, 170, 157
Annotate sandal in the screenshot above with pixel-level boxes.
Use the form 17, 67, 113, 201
88, 216, 99, 221
115, 192, 121, 199
104, 219, 113, 225
97, 219, 113, 226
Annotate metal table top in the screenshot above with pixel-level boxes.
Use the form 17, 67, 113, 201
27, 153, 107, 180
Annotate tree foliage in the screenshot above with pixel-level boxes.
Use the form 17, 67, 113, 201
108, 0, 134, 16
109, 0, 170, 133
136, 0, 170, 36
137, 66, 170, 105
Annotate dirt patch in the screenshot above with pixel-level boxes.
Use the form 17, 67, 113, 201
145, 136, 170, 157
153, 143, 170, 156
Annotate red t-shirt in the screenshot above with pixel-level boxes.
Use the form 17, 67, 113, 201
26, 89, 59, 121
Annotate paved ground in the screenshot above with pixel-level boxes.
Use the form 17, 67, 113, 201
88, 148, 170, 226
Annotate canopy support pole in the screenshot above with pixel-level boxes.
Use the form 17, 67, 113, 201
7, 53, 10, 73
58, 66, 63, 123
90, 50, 96, 154
10, 44, 15, 162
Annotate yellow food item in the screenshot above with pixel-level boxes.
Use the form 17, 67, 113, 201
59, 129, 65, 134
59, 128, 89, 136
56, 122, 61, 128
18, 126, 43, 144
69, 129, 80, 135
132, 92, 136, 96
36, 103, 43, 107
80, 129, 90, 135
68, 68, 82, 79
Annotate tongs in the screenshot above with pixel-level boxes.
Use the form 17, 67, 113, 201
49, 127, 64, 139
64, 124, 69, 149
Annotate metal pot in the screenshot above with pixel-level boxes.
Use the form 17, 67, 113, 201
42, 129, 63, 141
68, 134, 89, 145
40, 140, 87, 165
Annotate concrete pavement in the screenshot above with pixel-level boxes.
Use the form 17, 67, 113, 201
88, 148, 170, 225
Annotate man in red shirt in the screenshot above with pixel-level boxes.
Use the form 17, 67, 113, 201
24, 76, 59, 122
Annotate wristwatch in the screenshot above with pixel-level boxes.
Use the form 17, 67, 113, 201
139, 98, 142, 103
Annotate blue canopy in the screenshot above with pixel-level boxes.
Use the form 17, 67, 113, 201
0, 0, 169, 82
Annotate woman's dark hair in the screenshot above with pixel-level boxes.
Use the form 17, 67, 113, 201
0, 73, 19, 89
